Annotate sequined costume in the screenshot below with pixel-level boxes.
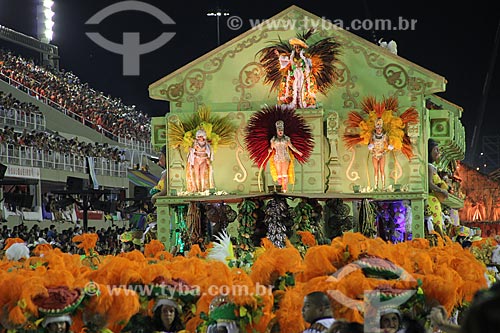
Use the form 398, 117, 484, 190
244, 105, 314, 192
269, 120, 303, 192
269, 134, 296, 186
186, 129, 214, 192
277, 47, 317, 108
271, 135, 292, 163
342, 96, 419, 190
258, 30, 341, 110
368, 118, 392, 189
370, 131, 389, 160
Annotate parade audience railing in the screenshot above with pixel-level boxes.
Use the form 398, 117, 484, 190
0, 103, 45, 130
118, 136, 154, 155
0, 223, 128, 256
0, 72, 120, 139
0, 143, 128, 177
1, 72, 153, 154
0, 50, 152, 147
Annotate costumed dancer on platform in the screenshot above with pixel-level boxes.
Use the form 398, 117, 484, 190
244, 105, 314, 193
142, 213, 158, 244
166, 105, 238, 194
342, 96, 419, 190
42, 315, 73, 333
258, 29, 341, 109
186, 128, 214, 193
368, 117, 393, 190
270, 120, 303, 192
275, 37, 315, 109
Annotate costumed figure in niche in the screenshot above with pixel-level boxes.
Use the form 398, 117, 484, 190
258, 28, 341, 109
244, 105, 314, 192
166, 105, 238, 194
368, 117, 394, 189
270, 120, 303, 192
186, 128, 214, 192
276, 38, 315, 108
426, 138, 449, 238
342, 96, 419, 190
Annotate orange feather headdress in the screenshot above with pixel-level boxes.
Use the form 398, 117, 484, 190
343, 96, 419, 159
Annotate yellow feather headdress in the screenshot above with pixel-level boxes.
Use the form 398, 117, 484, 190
167, 105, 237, 154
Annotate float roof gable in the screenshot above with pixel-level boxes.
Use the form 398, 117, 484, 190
149, 5, 446, 102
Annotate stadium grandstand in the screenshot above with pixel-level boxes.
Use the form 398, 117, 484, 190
0, 25, 159, 229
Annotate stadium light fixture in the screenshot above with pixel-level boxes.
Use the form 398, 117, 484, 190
43, 8, 54, 20
39, 0, 55, 42
206, 8, 230, 46
44, 28, 53, 41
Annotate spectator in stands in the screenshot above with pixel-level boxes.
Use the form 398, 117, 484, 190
0, 91, 44, 130
47, 225, 56, 241
0, 223, 127, 256
0, 50, 151, 143
0, 125, 129, 171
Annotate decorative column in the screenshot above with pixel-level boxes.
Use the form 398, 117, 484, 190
410, 197, 425, 238
326, 111, 342, 192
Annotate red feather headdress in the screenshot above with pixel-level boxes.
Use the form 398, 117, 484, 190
244, 105, 314, 169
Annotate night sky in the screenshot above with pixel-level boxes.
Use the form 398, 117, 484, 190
1, 0, 498, 166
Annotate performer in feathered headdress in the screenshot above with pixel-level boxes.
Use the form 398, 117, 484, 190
33, 286, 86, 333
244, 105, 314, 192
342, 96, 419, 190
167, 105, 238, 193
258, 29, 341, 109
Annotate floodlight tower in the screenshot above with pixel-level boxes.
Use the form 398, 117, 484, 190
36, 0, 57, 68
41, 0, 55, 42
206, 9, 230, 46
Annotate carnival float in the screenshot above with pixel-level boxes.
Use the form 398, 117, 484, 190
1, 5, 498, 333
